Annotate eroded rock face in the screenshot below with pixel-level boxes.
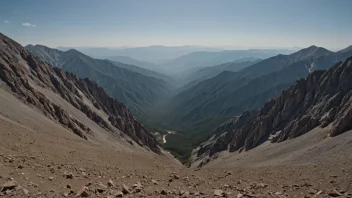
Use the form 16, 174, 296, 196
0, 33, 160, 154
193, 56, 352, 166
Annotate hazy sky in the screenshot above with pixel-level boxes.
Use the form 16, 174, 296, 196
1, 0, 352, 49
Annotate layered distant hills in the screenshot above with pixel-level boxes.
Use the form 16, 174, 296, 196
25, 45, 173, 116
56, 46, 295, 76
164, 49, 294, 74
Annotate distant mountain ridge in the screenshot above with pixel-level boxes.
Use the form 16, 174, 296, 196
25, 45, 173, 116
106, 59, 179, 86
57, 45, 225, 63
104, 55, 163, 72
164, 49, 296, 74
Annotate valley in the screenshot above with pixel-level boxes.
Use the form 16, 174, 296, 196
1, 1, 352, 196
20, 36, 352, 164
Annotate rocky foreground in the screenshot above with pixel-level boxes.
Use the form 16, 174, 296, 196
0, 153, 351, 197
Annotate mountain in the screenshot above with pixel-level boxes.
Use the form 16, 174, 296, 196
191, 56, 352, 167
0, 33, 161, 154
57, 45, 224, 63
163, 49, 296, 74
181, 59, 261, 85
158, 45, 352, 159
25, 44, 63, 67
106, 59, 179, 87
25, 45, 173, 116
103, 55, 162, 72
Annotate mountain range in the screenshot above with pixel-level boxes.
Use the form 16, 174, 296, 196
57, 45, 225, 63
25, 45, 173, 116
192, 55, 352, 167
164, 49, 295, 74
57, 46, 296, 76
157, 45, 352, 160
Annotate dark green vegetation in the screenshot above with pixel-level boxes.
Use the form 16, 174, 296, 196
25, 45, 173, 117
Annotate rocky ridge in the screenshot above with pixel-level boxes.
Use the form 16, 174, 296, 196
0, 33, 160, 154
193, 56, 352, 166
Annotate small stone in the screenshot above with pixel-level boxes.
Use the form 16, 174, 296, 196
214, 189, 224, 197
133, 187, 142, 193
258, 183, 268, 188
96, 183, 107, 193
173, 175, 180, 179
237, 193, 244, 198
21, 188, 29, 195
1, 181, 17, 192
66, 184, 72, 189
48, 176, 54, 181
328, 190, 342, 197
316, 190, 323, 195
107, 179, 114, 187
152, 180, 159, 185
81, 172, 87, 178
132, 182, 142, 188
77, 186, 89, 197
111, 190, 123, 197
64, 171, 73, 179
179, 190, 185, 195
160, 189, 168, 195
122, 185, 130, 194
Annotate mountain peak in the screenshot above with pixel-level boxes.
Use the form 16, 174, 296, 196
63, 48, 83, 57
339, 45, 352, 53
290, 45, 332, 60
304, 45, 328, 51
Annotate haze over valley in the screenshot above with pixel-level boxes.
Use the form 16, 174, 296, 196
1, 0, 352, 197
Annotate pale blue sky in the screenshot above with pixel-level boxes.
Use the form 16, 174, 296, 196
1, 0, 351, 49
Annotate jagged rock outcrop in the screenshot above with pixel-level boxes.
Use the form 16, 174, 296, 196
192, 56, 352, 166
0, 33, 161, 154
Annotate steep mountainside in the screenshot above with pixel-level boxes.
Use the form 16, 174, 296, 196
0, 33, 161, 154
25, 44, 63, 67
25, 45, 172, 116
163, 46, 352, 132
192, 56, 352, 167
